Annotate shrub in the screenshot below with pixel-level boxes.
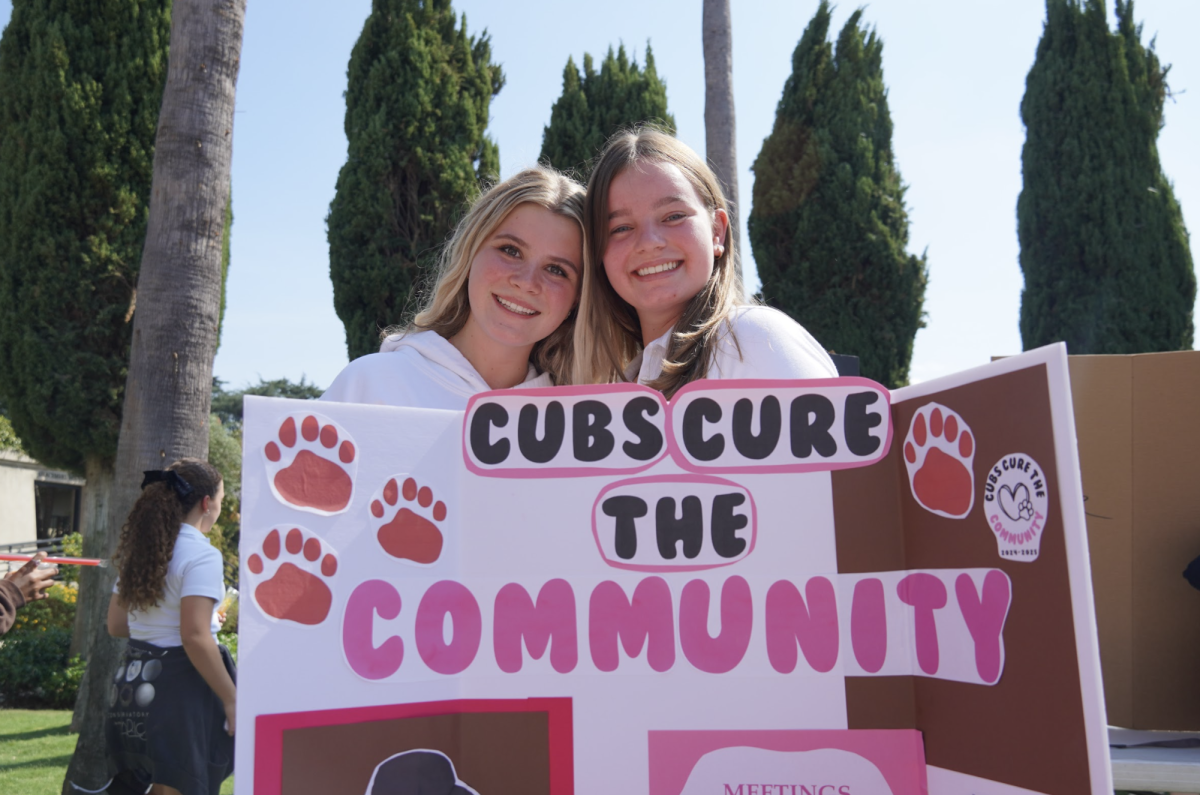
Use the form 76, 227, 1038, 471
58, 531, 83, 585
218, 630, 238, 664
0, 627, 82, 708
0, 582, 82, 708
9, 581, 76, 634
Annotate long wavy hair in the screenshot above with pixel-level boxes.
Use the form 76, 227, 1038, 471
382, 165, 587, 385
574, 126, 745, 396
114, 458, 221, 611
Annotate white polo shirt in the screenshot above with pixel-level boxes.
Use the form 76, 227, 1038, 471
115, 523, 225, 648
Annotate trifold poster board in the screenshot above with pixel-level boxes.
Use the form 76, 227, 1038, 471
236, 343, 1109, 795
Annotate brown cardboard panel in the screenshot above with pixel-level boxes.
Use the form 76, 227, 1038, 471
1068, 355, 1135, 727
1131, 352, 1200, 730
842, 365, 1090, 795
280, 711, 551, 795
834, 443, 917, 729
896, 365, 1087, 795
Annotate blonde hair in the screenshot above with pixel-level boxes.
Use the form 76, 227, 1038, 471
383, 166, 586, 385
574, 126, 744, 396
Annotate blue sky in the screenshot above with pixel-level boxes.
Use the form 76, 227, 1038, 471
2, 0, 1197, 390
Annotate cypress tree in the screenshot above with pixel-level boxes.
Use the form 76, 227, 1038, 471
540, 44, 674, 178
1018, 0, 1194, 353
748, 2, 926, 389
327, 0, 503, 361
0, 0, 171, 474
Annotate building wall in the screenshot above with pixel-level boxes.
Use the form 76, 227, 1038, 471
0, 450, 40, 546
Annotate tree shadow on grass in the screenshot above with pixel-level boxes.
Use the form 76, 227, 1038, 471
0, 753, 74, 772
0, 724, 72, 743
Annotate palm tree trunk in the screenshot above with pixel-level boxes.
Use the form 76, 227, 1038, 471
703, 0, 740, 281
68, 455, 115, 734
63, 0, 246, 790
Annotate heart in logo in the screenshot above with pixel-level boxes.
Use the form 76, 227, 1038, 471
998, 483, 1032, 522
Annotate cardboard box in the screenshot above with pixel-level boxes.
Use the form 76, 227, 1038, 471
1070, 352, 1200, 730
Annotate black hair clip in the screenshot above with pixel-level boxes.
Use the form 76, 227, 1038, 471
140, 469, 195, 501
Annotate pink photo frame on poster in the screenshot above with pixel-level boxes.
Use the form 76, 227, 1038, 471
254, 697, 574, 795
648, 729, 927, 795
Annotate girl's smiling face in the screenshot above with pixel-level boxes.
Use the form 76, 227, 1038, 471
602, 160, 729, 344
458, 202, 582, 357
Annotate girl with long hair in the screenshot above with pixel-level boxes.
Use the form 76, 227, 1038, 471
574, 127, 835, 394
323, 165, 586, 407
104, 458, 234, 795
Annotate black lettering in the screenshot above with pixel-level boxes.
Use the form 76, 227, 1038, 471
517, 402, 565, 463
622, 396, 663, 460
602, 496, 647, 560
732, 396, 781, 459
711, 493, 748, 558
656, 496, 703, 559
573, 400, 615, 462
682, 398, 724, 461
843, 391, 882, 455
469, 403, 509, 465
789, 395, 837, 458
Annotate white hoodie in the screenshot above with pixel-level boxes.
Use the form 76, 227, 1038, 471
321, 330, 552, 410
625, 305, 838, 386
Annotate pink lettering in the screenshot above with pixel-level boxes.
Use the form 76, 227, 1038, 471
343, 580, 404, 680
897, 572, 947, 675
679, 576, 753, 673
765, 577, 839, 673
589, 577, 675, 672
415, 580, 481, 675
955, 571, 1011, 683
493, 579, 578, 673
850, 577, 887, 673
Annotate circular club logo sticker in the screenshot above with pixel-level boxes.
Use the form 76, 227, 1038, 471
983, 453, 1049, 562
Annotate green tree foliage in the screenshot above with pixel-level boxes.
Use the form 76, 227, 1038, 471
749, 3, 926, 389
210, 375, 323, 429
1018, 0, 1194, 353
328, 0, 503, 361
540, 45, 675, 178
207, 412, 241, 587
206, 376, 320, 586
0, 414, 24, 453
0, 0, 171, 472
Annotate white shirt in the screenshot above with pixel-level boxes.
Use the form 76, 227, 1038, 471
117, 523, 224, 647
321, 329, 552, 410
625, 305, 838, 385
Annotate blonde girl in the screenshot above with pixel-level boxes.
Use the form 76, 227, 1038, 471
323, 166, 586, 407
575, 127, 835, 395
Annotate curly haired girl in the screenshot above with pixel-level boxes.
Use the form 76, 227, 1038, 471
104, 458, 234, 795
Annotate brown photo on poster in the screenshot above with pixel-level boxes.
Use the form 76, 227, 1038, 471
836, 362, 1091, 795
256, 697, 572, 795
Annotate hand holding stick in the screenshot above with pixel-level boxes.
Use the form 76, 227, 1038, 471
3, 552, 58, 603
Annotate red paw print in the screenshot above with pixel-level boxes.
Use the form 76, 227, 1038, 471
903, 402, 975, 519
263, 414, 357, 514
370, 476, 447, 565
246, 526, 338, 626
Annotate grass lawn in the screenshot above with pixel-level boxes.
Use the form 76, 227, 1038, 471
0, 710, 234, 794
